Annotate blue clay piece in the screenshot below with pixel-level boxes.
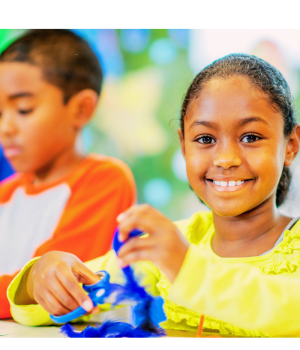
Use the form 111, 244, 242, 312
61, 320, 166, 338
59, 228, 166, 338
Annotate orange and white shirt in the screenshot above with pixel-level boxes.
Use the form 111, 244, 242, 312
0, 154, 136, 318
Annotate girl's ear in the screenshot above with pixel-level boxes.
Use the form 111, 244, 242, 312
68, 89, 99, 130
177, 129, 186, 159
284, 124, 300, 166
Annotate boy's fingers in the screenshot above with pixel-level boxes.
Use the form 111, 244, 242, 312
56, 267, 94, 312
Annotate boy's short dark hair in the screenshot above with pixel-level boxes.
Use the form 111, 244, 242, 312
0, 29, 103, 103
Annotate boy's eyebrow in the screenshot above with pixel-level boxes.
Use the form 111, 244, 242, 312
8, 92, 34, 100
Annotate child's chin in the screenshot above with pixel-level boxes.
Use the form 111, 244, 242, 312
212, 205, 250, 218
9, 161, 33, 174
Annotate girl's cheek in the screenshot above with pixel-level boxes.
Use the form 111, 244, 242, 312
186, 159, 210, 192
250, 148, 283, 195
186, 150, 210, 173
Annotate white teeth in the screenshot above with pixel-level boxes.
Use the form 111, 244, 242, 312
212, 180, 246, 187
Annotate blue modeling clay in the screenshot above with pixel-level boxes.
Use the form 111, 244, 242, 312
50, 228, 167, 337
61, 320, 166, 338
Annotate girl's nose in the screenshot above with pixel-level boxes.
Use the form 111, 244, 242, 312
213, 143, 242, 169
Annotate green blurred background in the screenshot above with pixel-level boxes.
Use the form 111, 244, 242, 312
1, 29, 300, 219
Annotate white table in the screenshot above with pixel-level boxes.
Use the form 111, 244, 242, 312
0, 308, 131, 338
0, 319, 65, 338
0, 308, 225, 338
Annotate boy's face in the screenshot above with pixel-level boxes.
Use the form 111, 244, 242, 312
0, 62, 77, 173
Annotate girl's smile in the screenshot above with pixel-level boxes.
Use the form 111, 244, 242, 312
206, 178, 252, 192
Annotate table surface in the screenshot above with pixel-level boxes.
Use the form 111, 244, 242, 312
0, 319, 228, 338
0, 307, 229, 338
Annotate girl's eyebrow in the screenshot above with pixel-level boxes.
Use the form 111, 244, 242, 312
188, 120, 218, 130
188, 116, 270, 131
237, 116, 270, 128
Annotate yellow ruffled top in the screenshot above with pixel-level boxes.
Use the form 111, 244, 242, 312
156, 211, 300, 337
7, 211, 300, 337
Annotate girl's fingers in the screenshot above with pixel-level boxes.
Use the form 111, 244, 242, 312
118, 247, 154, 267
56, 266, 94, 312
91, 306, 99, 315
118, 236, 155, 258
34, 295, 52, 315
36, 289, 71, 316
47, 276, 80, 311
82, 306, 100, 316
118, 206, 162, 242
116, 205, 137, 223
73, 261, 102, 286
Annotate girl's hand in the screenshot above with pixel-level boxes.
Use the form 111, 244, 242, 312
24, 251, 100, 316
117, 204, 190, 283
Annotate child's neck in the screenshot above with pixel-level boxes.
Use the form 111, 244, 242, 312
32, 148, 85, 186
211, 200, 292, 258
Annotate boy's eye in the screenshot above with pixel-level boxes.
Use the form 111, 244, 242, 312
18, 109, 33, 115
197, 136, 216, 144
241, 134, 261, 143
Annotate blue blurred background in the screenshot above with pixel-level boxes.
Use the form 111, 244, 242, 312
1, 29, 300, 219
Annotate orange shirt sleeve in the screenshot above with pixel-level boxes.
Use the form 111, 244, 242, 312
33, 156, 136, 261
0, 156, 136, 319
0, 273, 19, 318
0, 176, 23, 318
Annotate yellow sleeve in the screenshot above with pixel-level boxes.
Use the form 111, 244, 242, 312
7, 257, 52, 326
168, 244, 300, 337
7, 250, 161, 327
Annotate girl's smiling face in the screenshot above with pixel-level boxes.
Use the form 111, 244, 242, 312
179, 75, 295, 217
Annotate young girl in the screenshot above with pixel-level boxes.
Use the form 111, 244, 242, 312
8, 53, 300, 337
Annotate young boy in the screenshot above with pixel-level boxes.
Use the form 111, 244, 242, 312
0, 30, 136, 318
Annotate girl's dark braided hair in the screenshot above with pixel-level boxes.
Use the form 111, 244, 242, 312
180, 53, 297, 207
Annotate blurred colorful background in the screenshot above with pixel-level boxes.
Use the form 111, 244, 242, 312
1, 29, 300, 220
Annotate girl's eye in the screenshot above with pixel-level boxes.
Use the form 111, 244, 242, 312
18, 109, 33, 115
197, 136, 216, 144
241, 134, 261, 143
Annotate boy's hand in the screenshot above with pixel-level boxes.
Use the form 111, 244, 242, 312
26, 251, 100, 316
117, 204, 190, 283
